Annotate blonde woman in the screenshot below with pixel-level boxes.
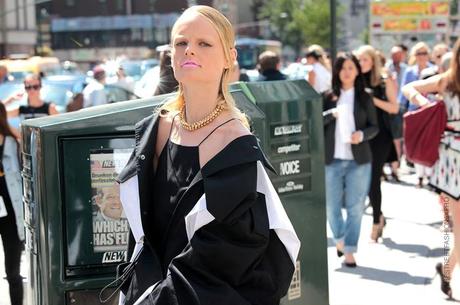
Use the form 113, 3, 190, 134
398, 42, 434, 187
399, 42, 432, 112
402, 38, 460, 300
356, 45, 399, 241
306, 44, 332, 93
116, 6, 299, 305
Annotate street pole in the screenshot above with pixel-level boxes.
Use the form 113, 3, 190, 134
330, 0, 336, 62
1, 0, 6, 57
126, 0, 132, 15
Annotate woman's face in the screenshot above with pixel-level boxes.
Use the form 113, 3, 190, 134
339, 59, 359, 87
358, 53, 373, 74
414, 48, 430, 67
306, 56, 316, 65
171, 13, 228, 86
24, 78, 41, 99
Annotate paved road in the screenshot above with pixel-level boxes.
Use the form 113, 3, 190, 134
0, 169, 457, 305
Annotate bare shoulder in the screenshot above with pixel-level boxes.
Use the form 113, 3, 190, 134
198, 117, 252, 168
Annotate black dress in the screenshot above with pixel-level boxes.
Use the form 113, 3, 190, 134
19, 102, 51, 120
364, 73, 397, 224
0, 141, 23, 305
117, 113, 299, 305
150, 131, 201, 276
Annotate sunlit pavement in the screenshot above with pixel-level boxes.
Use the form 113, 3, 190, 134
328, 166, 459, 305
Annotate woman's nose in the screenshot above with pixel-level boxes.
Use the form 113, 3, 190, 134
185, 45, 195, 56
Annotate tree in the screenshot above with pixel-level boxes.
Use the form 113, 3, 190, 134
259, 0, 333, 54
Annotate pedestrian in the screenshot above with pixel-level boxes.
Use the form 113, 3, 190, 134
356, 45, 399, 241
115, 5, 299, 305
257, 50, 286, 81
323, 52, 378, 267
153, 48, 179, 95
114, 66, 135, 92
402, 38, 460, 299
7, 73, 59, 121
306, 44, 332, 93
403, 40, 460, 297
386, 45, 408, 173
398, 42, 433, 187
387, 45, 408, 91
397, 43, 409, 64
431, 43, 449, 69
0, 102, 24, 305
439, 52, 453, 74
399, 42, 433, 112
83, 65, 108, 108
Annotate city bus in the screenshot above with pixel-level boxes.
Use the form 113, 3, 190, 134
236, 38, 282, 70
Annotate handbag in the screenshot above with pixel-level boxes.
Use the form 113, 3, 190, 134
403, 101, 447, 167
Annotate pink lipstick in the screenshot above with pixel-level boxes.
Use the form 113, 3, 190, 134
181, 60, 200, 68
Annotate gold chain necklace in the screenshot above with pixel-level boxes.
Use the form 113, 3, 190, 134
179, 103, 224, 131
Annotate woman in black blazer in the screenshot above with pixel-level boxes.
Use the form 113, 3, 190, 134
323, 53, 379, 267
114, 6, 299, 305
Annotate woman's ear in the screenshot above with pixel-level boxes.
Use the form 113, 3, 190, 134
226, 48, 237, 69
231, 48, 238, 62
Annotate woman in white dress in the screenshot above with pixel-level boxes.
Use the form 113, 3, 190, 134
306, 44, 332, 93
402, 38, 460, 299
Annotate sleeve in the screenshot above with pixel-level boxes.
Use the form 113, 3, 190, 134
322, 93, 336, 126
361, 93, 379, 142
135, 162, 297, 305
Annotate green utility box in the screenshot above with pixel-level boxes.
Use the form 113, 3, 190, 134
21, 80, 328, 305
235, 80, 329, 305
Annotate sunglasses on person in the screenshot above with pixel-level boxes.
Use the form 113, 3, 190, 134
415, 51, 429, 56
24, 84, 41, 91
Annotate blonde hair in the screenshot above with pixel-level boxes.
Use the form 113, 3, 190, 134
355, 45, 382, 87
408, 42, 430, 66
446, 39, 460, 97
307, 44, 331, 71
160, 5, 248, 127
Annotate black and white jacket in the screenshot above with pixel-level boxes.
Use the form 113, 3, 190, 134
117, 113, 300, 305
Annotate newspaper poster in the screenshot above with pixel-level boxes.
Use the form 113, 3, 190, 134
90, 148, 132, 262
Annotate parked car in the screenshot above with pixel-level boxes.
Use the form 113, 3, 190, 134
0, 77, 139, 128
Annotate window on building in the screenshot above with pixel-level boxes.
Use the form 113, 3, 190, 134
116, 0, 124, 11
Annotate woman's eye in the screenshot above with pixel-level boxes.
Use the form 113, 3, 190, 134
175, 41, 187, 46
199, 41, 211, 47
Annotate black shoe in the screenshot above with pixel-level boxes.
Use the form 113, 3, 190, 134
337, 249, 344, 257
391, 172, 400, 182
436, 263, 452, 298
417, 177, 424, 188
344, 261, 357, 268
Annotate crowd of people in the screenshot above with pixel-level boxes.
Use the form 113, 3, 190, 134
309, 40, 458, 300
0, 6, 458, 303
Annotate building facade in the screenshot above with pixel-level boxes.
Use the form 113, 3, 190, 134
45, 0, 223, 62
0, 0, 37, 57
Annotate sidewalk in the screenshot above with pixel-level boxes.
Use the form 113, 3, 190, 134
328, 170, 459, 305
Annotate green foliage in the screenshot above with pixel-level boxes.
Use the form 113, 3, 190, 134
259, 0, 332, 52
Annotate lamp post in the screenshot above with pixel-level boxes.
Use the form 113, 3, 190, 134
330, 0, 337, 61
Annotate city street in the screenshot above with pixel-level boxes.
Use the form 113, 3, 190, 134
0, 167, 457, 305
